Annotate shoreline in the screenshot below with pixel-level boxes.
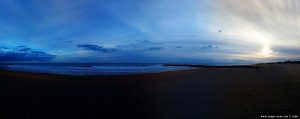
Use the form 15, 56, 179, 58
2, 61, 299, 77
0, 63, 194, 76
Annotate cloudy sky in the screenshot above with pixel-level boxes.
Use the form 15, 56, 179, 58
0, 0, 300, 64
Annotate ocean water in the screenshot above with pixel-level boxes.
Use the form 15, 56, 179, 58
0, 63, 193, 75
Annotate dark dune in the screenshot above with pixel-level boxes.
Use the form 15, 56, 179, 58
0, 63, 299, 119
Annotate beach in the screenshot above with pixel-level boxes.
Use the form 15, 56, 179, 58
0, 63, 299, 119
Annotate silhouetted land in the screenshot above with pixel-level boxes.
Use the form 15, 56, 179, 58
0, 62, 299, 119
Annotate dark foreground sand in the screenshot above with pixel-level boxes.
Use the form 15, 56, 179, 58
0, 63, 299, 119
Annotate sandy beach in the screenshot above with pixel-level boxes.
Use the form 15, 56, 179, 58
0, 63, 299, 119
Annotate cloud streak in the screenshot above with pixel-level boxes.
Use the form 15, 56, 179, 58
146, 47, 164, 51
77, 44, 118, 53
0, 46, 55, 62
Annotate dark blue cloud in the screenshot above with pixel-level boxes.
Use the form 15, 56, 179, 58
137, 40, 153, 44
273, 47, 300, 54
0, 46, 55, 62
77, 44, 118, 53
201, 45, 215, 50
192, 45, 219, 50
0, 47, 9, 50
14, 47, 32, 52
146, 47, 164, 51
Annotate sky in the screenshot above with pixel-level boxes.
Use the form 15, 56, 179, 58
0, 0, 300, 64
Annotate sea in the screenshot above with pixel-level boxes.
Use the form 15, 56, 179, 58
0, 63, 194, 75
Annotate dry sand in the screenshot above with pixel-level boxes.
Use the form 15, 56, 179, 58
0, 63, 299, 119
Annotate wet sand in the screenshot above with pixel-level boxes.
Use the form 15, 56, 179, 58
0, 63, 299, 119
